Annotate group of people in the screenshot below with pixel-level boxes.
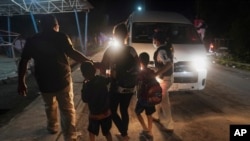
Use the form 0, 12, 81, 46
17, 14, 174, 141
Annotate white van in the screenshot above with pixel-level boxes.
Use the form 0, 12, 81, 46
126, 11, 207, 91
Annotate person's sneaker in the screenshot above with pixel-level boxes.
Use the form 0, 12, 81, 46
162, 128, 174, 134
140, 130, 149, 135
47, 129, 58, 134
122, 135, 130, 141
116, 133, 130, 141
75, 131, 82, 137
152, 117, 160, 122
71, 131, 82, 140
145, 134, 153, 140
65, 132, 82, 141
140, 130, 153, 140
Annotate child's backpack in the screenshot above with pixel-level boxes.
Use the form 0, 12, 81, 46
81, 76, 110, 115
137, 68, 162, 106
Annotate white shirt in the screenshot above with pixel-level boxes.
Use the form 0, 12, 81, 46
156, 45, 171, 65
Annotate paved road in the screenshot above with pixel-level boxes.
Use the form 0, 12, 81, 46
0, 64, 172, 141
1, 48, 250, 141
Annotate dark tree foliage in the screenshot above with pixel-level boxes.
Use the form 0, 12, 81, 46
197, 0, 250, 62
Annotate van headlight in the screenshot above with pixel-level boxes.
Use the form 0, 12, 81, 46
191, 56, 207, 71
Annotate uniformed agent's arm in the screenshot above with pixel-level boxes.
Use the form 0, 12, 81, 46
155, 49, 173, 76
63, 34, 92, 63
68, 48, 92, 63
155, 61, 172, 76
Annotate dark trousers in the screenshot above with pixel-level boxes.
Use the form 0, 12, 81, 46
110, 92, 133, 137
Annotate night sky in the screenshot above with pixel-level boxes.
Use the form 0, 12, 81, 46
0, 0, 197, 37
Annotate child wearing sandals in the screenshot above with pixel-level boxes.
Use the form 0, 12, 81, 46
80, 61, 112, 141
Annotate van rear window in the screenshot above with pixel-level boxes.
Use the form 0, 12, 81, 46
131, 22, 202, 44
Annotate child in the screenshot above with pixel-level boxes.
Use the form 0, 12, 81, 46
80, 61, 112, 141
135, 52, 156, 139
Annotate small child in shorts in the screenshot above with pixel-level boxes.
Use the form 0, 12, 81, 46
135, 52, 156, 139
80, 61, 112, 141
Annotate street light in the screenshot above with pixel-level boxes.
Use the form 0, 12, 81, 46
137, 6, 142, 11
136, 0, 145, 11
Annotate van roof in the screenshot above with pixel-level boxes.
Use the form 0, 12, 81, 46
128, 11, 192, 24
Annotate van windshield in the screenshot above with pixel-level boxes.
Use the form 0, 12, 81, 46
131, 22, 202, 44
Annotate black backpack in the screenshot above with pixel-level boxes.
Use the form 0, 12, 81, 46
81, 76, 110, 115
115, 46, 139, 88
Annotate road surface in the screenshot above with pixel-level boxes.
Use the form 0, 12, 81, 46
76, 51, 250, 141
1, 49, 250, 141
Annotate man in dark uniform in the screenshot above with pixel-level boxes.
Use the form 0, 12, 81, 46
18, 14, 92, 141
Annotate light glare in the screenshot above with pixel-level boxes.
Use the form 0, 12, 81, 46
108, 38, 122, 51
192, 56, 207, 71
137, 6, 142, 11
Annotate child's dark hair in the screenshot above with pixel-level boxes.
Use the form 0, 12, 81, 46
139, 52, 150, 66
80, 61, 96, 77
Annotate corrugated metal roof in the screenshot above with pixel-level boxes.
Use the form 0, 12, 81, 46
0, 0, 93, 16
